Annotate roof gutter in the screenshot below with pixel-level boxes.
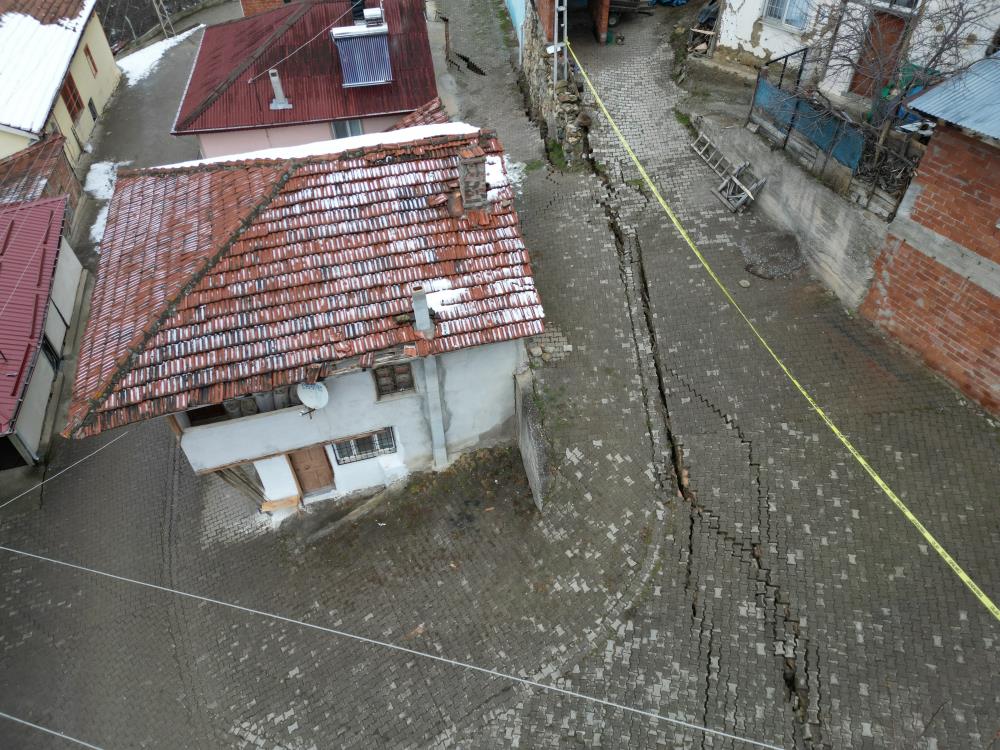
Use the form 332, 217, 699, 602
172, 107, 420, 135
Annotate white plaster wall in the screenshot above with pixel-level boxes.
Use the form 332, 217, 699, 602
197, 122, 333, 158
254, 455, 297, 500
197, 113, 407, 158
180, 341, 524, 496
439, 339, 524, 453
717, 0, 820, 61
181, 364, 434, 476
14, 355, 55, 459
43, 240, 84, 353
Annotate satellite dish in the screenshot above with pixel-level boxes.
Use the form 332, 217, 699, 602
296, 382, 329, 411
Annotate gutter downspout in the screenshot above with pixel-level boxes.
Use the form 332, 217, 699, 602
412, 285, 448, 468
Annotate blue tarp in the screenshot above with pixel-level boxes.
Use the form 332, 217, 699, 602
754, 79, 863, 170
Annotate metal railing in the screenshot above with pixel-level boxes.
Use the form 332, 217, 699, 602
747, 47, 920, 219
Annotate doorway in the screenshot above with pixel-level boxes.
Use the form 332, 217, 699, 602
849, 11, 906, 98
288, 444, 335, 495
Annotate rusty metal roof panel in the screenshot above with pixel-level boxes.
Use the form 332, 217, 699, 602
0, 196, 67, 434
66, 127, 544, 437
173, 0, 438, 135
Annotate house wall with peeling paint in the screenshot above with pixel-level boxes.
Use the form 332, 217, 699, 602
178, 340, 524, 502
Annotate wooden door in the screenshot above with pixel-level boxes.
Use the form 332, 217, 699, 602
849, 12, 906, 98
288, 445, 334, 494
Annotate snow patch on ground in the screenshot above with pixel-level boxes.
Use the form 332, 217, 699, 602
90, 204, 109, 245
84, 160, 129, 247
117, 25, 203, 84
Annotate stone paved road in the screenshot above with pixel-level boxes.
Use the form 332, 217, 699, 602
1, 0, 998, 748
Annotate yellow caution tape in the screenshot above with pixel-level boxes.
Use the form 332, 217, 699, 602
566, 41, 1000, 623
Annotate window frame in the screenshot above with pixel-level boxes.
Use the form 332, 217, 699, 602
60, 73, 84, 122
84, 44, 98, 76
332, 427, 396, 464
332, 118, 364, 139
373, 363, 415, 398
762, 0, 810, 30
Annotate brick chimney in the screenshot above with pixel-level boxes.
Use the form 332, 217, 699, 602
458, 146, 487, 210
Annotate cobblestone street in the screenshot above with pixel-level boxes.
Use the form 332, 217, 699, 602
1, 1, 998, 748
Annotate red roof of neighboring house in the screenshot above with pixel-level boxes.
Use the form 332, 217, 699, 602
66, 125, 543, 438
0, 136, 69, 207
0, 197, 67, 435
389, 97, 449, 130
0, 0, 86, 24
173, 0, 438, 135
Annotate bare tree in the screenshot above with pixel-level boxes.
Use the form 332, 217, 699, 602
815, 0, 1000, 125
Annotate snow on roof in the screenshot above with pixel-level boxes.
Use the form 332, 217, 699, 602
0, 0, 97, 135
160, 121, 481, 169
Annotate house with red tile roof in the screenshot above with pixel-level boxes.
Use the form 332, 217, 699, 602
66, 123, 543, 509
1, 197, 86, 469
172, 0, 441, 160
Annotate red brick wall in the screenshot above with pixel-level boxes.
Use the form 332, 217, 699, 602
862, 239, 1000, 414
861, 126, 1000, 415
908, 125, 1000, 264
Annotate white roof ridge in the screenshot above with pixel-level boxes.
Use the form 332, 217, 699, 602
157, 122, 483, 169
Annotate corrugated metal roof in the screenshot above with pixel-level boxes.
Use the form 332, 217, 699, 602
0, 0, 97, 134
907, 54, 1000, 141
173, 0, 437, 135
0, 197, 67, 434
0, 135, 67, 206
65, 126, 544, 438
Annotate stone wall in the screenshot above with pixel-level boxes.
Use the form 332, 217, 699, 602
694, 111, 886, 309
514, 368, 550, 510
519, 0, 586, 160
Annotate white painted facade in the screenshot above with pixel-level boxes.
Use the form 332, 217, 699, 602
5, 240, 85, 464
717, 0, 1000, 97
195, 114, 405, 158
177, 339, 525, 503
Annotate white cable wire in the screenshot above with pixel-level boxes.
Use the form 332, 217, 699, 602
0, 543, 784, 750
0, 709, 105, 749
0, 431, 130, 511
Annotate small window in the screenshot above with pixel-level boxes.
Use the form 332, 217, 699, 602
60, 73, 84, 122
333, 427, 396, 464
84, 45, 98, 76
332, 119, 364, 138
87, 98, 98, 122
763, 0, 809, 29
40, 336, 60, 371
374, 363, 414, 397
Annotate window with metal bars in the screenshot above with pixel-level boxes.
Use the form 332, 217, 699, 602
373, 364, 414, 397
762, 0, 809, 29
333, 427, 396, 464
60, 74, 84, 122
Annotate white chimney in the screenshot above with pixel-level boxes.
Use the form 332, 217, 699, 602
412, 285, 435, 339
268, 69, 292, 110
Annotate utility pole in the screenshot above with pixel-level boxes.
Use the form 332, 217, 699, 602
152, 0, 175, 39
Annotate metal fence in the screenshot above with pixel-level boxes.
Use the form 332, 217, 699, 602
747, 47, 920, 219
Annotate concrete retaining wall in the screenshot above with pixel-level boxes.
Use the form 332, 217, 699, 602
695, 113, 886, 309
514, 368, 550, 510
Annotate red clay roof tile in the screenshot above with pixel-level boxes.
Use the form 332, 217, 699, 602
66, 127, 543, 437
